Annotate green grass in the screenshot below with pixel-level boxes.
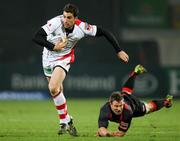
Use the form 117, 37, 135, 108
0, 99, 180, 141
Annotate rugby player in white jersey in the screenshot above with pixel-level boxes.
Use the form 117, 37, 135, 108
33, 3, 129, 136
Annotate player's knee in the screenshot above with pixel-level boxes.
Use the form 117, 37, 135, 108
48, 83, 61, 96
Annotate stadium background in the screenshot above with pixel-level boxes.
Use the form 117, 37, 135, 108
0, 0, 180, 99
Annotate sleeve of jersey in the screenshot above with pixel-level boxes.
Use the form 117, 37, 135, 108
42, 17, 60, 35
78, 21, 97, 37
98, 108, 109, 128
32, 28, 54, 51
95, 27, 122, 53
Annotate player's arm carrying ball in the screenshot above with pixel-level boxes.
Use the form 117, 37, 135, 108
53, 37, 68, 51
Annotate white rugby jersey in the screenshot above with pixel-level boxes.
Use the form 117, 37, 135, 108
42, 15, 97, 63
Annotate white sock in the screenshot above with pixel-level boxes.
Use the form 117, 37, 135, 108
52, 92, 70, 124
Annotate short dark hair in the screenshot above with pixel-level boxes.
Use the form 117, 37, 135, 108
109, 91, 123, 103
63, 3, 79, 17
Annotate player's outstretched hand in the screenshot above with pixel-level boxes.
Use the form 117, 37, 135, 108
111, 131, 125, 137
117, 50, 129, 63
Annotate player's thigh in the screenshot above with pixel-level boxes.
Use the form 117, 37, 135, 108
49, 67, 66, 88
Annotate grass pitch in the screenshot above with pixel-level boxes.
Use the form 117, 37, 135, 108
0, 99, 180, 141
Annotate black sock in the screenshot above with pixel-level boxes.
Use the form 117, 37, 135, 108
151, 99, 165, 111
123, 72, 137, 90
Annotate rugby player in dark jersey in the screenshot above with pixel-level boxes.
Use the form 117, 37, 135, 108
97, 65, 173, 137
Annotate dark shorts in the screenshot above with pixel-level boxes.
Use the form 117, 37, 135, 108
122, 93, 146, 117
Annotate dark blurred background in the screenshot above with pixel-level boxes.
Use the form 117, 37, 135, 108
0, 0, 180, 99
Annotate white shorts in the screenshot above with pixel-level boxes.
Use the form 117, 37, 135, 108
42, 56, 71, 77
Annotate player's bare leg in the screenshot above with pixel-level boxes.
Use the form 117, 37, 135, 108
48, 67, 77, 136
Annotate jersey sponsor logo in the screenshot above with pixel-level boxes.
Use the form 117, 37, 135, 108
119, 121, 128, 130
84, 22, 92, 31
46, 22, 52, 31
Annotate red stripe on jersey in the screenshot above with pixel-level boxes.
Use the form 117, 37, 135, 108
69, 48, 75, 63
122, 87, 133, 94
75, 19, 82, 25
56, 48, 75, 64
56, 103, 66, 110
